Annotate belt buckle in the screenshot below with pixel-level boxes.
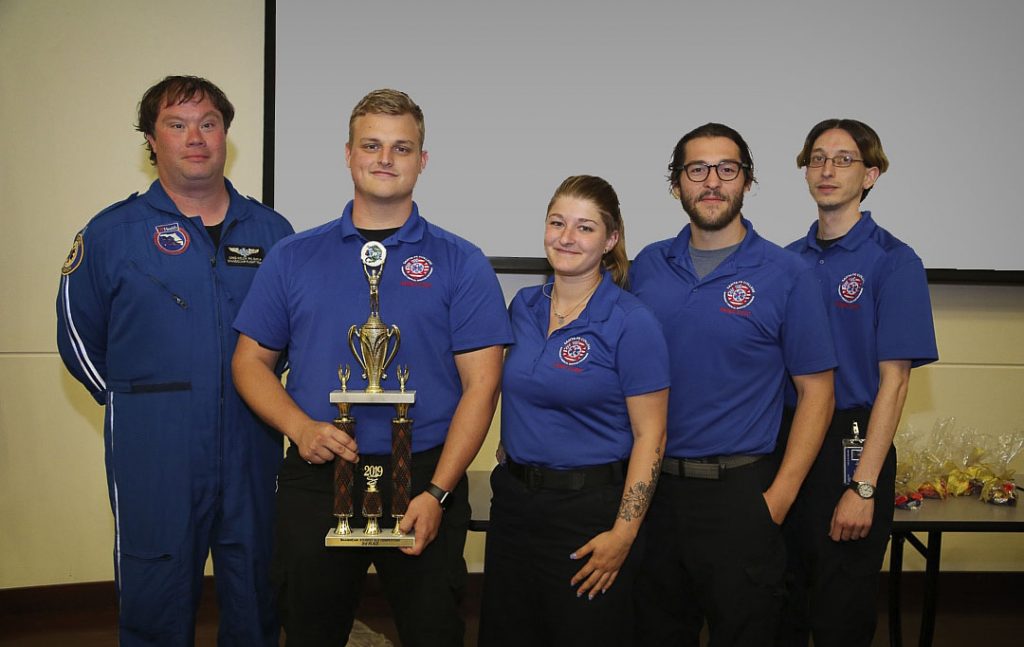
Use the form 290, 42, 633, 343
525, 466, 543, 490
682, 460, 722, 480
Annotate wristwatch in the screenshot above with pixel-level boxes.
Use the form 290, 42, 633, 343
425, 483, 451, 510
848, 480, 876, 499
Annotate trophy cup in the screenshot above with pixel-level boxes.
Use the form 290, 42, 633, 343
325, 241, 416, 548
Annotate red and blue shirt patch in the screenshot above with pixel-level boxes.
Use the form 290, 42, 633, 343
401, 255, 433, 282
723, 280, 756, 310
153, 223, 189, 255
559, 336, 591, 366
838, 273, 865, 303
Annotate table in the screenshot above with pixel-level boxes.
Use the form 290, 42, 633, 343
889, 493, 1024, 647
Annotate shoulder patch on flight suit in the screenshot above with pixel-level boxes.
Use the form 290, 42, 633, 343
61, 232, 85, 275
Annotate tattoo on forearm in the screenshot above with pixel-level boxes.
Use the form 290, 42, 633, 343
618, 448, 662, 522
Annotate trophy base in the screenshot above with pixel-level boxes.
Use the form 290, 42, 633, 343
324, 527, 416, 548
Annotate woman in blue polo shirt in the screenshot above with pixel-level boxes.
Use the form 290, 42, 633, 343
479, 175, 670, 647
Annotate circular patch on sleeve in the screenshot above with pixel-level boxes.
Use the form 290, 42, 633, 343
61, 233, 85, 275
723, 280, 756, 309
838, 273, 865, 303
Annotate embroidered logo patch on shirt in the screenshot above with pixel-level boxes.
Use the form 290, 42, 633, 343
225, 245, 265, 267
153, 223, 190, 255
401, 255, 434, 282
838, 273, 865, 303
559, 336, 591, 366
61, 233, 85, 275
723, 280, 756, 310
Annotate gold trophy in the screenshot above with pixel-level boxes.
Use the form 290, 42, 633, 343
326, 241, 416, 548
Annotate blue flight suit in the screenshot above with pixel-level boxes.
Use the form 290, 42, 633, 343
56, 179, 293, 646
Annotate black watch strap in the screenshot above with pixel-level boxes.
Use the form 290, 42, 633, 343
425, 483, 451, 510
848, 480, 876, 499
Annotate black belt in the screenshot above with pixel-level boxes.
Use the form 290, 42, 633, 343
506, 459, 626, 491
661, 454, 764, 480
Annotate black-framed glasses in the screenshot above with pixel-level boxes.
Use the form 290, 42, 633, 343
682, 161, 748, 182
807, 153, 864, 168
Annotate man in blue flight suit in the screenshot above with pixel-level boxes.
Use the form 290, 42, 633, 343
56, 76, 293, 646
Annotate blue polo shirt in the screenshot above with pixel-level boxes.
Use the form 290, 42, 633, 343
630, 218, 837, 458
234, 201, 513, 455
501, 272, 670, 469
786, 212, 938, 410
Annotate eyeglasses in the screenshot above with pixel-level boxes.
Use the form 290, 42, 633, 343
807, 153, 864, 168
682, 161, 748, 182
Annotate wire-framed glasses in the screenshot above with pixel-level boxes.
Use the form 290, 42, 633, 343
807, 153, 863, 168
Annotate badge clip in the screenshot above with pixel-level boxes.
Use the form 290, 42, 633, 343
842, 421, 865, 485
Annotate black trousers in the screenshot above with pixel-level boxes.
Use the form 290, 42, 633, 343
479, 463, 642, 647
774, 407, 897, 647
634, 456, 786, 646
271, 446, 469, 647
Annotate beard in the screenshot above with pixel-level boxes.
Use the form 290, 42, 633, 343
680, 189, 744, 232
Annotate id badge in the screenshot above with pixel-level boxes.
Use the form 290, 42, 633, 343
842, 421, 864, 485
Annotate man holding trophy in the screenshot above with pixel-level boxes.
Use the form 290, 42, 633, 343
232, 89, 511, 646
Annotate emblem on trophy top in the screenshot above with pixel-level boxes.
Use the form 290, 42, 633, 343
361, 241, 387, 268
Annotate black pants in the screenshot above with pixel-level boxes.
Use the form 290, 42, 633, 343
634, 456, 786, 646
479, 463, 642, 647
272, 446, 469, 647
774, 407, 896, 647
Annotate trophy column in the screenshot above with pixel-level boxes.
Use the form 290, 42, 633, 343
331, 396, 356, 536
390, 366, 413, 534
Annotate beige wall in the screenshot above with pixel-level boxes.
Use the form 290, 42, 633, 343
1, 1, 1021, 589
0, 0, 266, 588
890, 284, 1024, 572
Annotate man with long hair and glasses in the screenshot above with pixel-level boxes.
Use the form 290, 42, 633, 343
774, 119, 937, 647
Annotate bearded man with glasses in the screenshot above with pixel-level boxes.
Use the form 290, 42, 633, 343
629, 122, 837, 646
